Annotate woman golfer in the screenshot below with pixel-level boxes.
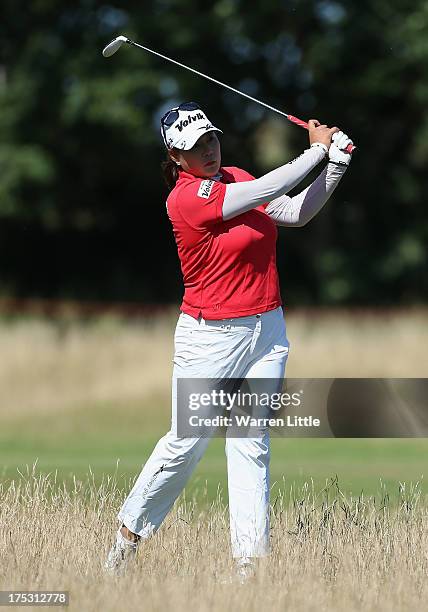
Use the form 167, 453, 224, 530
106, 102, 353, 579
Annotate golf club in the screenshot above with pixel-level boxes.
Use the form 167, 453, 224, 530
102, 35, 356, 154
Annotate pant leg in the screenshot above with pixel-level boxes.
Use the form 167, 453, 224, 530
226, 307, 289, 558
118, 315, 212, 537
118, 311, 256, 538
118, 430, 211, 538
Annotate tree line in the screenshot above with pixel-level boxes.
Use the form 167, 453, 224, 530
0, 0, 426, 305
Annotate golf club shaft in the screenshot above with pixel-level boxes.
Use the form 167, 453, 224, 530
125, 38, 355, 154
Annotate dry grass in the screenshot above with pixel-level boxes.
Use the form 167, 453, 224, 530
0, 314, 176, 419
0, 468, 427, 612
1, 309, 427, 611
0, 307, 426, 420
285, 307, 428, 378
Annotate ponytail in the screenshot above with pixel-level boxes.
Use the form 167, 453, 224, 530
161, 152, 180, 191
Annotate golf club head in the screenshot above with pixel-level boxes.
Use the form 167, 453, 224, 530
102, 36, 129, 58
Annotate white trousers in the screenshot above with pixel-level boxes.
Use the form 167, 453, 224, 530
118, 306, 289, 558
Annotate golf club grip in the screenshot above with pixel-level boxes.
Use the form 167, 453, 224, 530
287, 115, 356, 154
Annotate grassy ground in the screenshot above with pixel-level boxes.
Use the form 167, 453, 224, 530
0, 472, 427, 612
1, 399, 428, 503
0, 308, 427, 502
0, 309, 427, 610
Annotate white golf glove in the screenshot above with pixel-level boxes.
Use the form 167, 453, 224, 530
329, 131, 353, 166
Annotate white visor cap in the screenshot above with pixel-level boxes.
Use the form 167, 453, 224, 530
161, 107, 222, 150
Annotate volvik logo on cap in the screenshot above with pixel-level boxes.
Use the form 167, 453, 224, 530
174, 112, 205, 132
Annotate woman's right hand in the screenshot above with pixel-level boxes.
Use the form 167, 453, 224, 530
308, 119, 339, 149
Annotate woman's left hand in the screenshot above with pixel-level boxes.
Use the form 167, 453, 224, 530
329, 131, 353, 166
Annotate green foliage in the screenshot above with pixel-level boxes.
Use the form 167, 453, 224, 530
0, 145, 55, 216
0, 0, 427, 303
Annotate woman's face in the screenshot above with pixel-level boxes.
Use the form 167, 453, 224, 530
170, 131, 221, 178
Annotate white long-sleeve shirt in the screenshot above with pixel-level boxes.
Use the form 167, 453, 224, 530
221, 145, 347, 225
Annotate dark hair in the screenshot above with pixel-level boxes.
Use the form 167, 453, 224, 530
161, 151, 180, 191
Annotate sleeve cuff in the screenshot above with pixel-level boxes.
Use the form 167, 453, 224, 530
310, 142, 329, 154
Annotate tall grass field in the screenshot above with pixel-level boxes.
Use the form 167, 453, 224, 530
0, 308, 427, 610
